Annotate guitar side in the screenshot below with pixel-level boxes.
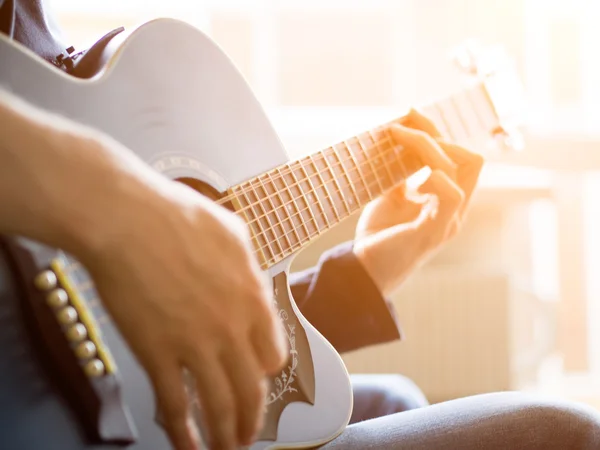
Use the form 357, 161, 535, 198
0, 18, 352, 449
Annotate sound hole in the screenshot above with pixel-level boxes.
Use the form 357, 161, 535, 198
175, 177, 234, 212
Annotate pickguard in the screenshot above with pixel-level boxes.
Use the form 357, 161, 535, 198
259, 271, 315, 441
156, 271, 316, 443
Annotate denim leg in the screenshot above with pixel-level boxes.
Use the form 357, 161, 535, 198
350, 374, 429, 424
321, 391, 600, 449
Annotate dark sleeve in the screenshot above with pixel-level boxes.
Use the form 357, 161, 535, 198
289, 241, 402, 354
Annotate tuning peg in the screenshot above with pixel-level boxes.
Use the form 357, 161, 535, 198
451, 40, 483, 75
452, 40, 512, 78
493, 126, 525, 152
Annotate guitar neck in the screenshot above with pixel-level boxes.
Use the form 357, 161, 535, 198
229, 82, 500, 270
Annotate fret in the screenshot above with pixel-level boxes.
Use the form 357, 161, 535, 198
333, 141, 362, 209
266, 170, 300, 252
276, 166, 310, 245
232, 185, 272, 265
243, 179, 279, 259
303, 155, 340, 224
320, 150, 350, 217
352, 135, 377, 201
466, 85, 499, 133
450, 96, 470, 141
255, 176, 287, 258
290, 162, 324, 235
364, 132, 386, 193
373, 129, 396, 186
260, 173, 294, 255
422, 103, 451, 139
305, 154, 333, 219
435, 102, 456, 141
282, 165, 315, 239
345, 138, 374, 204
368, 129, 395, 190
441, 97, 469, 142
247, 179, 284, 259
452, 89, 485, 139
331, 144, 360, 212
295, 158, 330, 230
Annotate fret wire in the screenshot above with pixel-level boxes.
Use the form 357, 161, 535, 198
465, 85, 494, 133
435, 103, 455, 141
332, 144, 360, 211
354, 136, 377, 201
288, 162, 321, 237
265, 170, 298, 253
260, 173, 294, 256
234, 186, 272, 264
356, 135, 383, 200
249, 178, 284, 259
347, 138, 374, 201
320, 150, 349, 217
221, 134, 394, 215
235, 135, 396, 228
251, 177, 284, 253
247, 144, 412, 255
423, 103, 450, 139
453, 89, 485, 139
377, 130, 397, 186
250, 171, 383, 256
450, 96, 471, 139
275, 166, 311, 247
219, 81, 494, 212
297, 158, 330, 231
306, 153, 339, 223
367, 130, 393, 190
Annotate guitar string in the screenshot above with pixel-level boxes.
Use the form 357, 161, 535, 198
243, 98, 494, 262
246, 142, 424, 262
229, 134, 399, 219
64, 84, 493, 275
214, 128, 395, 208
215, 83, 492, 211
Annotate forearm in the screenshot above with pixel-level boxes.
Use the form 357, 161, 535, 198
0, 89, 159, 261
291, 241, 402, 354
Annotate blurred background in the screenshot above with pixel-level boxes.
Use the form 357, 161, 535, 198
49, 0, 600, 407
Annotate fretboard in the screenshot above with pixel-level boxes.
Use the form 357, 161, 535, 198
229, 82, 500, 270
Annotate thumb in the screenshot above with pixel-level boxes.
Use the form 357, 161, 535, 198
418, 170, 464, 242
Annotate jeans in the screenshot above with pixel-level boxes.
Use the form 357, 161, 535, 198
317, 374, 600, 449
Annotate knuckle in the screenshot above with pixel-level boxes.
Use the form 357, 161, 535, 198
213, 397, 235, 420
447, 185, 465, 208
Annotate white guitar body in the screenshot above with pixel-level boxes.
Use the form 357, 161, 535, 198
0, 18, 352, 449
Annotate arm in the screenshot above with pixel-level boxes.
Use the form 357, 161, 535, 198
290, 241, 402, 354
0, 89, 286, 450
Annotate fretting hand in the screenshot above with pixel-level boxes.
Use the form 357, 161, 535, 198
353, 109, 484, 297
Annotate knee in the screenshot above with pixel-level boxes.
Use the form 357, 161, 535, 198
514, 396, 600, 449
381, 374, 429, 412
352, 374, 429, 414
542, 401, 600, 448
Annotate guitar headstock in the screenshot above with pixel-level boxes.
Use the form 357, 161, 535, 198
453, 40, 527, 152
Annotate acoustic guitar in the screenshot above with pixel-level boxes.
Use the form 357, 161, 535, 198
0, 19, 525, 450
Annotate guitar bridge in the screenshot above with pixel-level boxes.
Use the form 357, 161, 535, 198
2, 237, 137, 445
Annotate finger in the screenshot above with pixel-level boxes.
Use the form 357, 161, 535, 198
418, 170, 464, 242
149, 361, 200, 450
436, 140, 484, 214
185, 352, 237, 450
221, 340, 268, 445
400, 108, 443, 138
390, 124, 457, 179
250, 295, 288, 375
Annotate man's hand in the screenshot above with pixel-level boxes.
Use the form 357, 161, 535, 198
353, 109, 484, 297
85, 180, 287, 450
0, 90, 287, 450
